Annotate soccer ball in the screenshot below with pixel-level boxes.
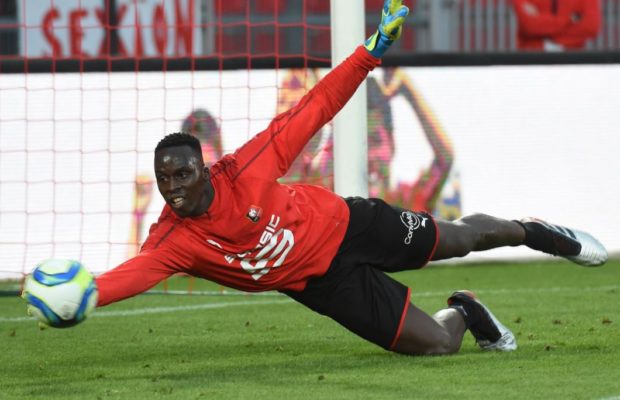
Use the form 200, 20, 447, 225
22, 259, 98, 328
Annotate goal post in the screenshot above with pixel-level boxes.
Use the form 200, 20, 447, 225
331, 0, 369, 198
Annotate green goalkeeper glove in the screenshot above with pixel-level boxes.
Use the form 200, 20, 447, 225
364, 0, 409, 58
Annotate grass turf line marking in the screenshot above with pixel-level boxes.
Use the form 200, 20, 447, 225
145, 284, 619, 298
2, 285, 617, 324
0, 299, 291, 324
95, 298, 292, 317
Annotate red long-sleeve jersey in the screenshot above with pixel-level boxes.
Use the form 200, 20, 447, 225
96, 47, 380, 306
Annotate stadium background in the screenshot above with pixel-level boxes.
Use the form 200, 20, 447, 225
0, 0, 619, 279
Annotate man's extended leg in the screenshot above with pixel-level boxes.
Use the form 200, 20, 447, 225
431, 213, 607, 266
431, 213, 524, 260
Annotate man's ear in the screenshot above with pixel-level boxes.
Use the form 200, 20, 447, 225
202, 166, 211, 180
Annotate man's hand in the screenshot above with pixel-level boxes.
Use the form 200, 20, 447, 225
364, 0, 409, 58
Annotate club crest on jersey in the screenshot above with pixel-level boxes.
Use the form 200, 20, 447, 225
246, 205, 263, 223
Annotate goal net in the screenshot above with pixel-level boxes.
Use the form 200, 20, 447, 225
1, 0, 459, 288
0, 0, 391, 283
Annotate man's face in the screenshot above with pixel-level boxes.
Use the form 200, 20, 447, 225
154, 145, 210, 218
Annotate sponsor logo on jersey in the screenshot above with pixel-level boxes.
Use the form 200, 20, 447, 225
400, 211, 428, 245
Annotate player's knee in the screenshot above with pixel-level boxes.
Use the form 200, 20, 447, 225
458, 213, 493, 243
445, 219, 481, 258
434, 217, 479, 260
458, 213, 496, 228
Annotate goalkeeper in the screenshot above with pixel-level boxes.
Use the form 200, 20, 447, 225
95, 0, 607, 355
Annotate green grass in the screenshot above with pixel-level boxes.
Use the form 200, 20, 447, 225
2, 259, 620, 400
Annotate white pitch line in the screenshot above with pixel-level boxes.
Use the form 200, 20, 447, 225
2, 285, 618, 324
0, 299, 291, 324
94, 298, 292, 317
413, 285, 619, 298
145, 284, 619, 298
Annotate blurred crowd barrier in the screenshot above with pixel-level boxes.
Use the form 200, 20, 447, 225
1, 0, 618, 58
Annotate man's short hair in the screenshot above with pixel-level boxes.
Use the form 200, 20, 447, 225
155, 132, 203, 157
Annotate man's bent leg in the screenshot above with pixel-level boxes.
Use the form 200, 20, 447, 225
391, 304, 466, 356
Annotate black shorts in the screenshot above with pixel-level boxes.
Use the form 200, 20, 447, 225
281, 197, 438, 350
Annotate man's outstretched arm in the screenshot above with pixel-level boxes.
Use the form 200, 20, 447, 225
95, 250, 182, 307
234, 1, 409, 180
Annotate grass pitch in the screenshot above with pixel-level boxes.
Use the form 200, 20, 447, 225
1, 259, 619, 400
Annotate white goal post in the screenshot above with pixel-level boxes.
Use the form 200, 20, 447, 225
331, 0, 369, 198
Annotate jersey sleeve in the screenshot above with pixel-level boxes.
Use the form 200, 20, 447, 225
233, 46, 380, 181
94, 249, 180, 307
